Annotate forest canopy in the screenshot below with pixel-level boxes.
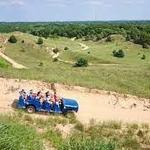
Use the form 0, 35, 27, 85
0, 21, 150, 48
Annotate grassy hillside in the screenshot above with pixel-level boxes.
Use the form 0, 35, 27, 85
0, 112, 150, 150
0, 32, 150, 98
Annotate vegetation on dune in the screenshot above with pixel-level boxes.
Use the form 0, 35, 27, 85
0, 58, 9, 68
74, 57, 88, 67
0, 22, 150, 98
0, 22, 150, 48
0, 21, 150, 150
8, 35, 17, 43
112, 49, 125, 58
0, 113, 150, 150
37, 37, 43, 45
64, 46, 69, 50
0, 115, 42, 150
53, 47, 59, 54
0, 31, 149, 98
141, 54, 146, 60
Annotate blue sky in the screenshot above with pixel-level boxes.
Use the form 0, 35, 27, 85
0, 0, 150, 21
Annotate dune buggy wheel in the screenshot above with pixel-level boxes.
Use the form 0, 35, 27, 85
26, 105, 35, 113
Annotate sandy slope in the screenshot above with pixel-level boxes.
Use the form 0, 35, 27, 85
0, 78, 150, 124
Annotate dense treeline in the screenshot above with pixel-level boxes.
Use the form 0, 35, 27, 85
0, 21, 150, 48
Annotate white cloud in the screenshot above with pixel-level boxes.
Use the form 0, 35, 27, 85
84, 0, 103, 6
123, 0, 145, 5
11, 0, 25, 6
82, 0, 113, 8
45, 0, 70, 7
0, 0, 25, 6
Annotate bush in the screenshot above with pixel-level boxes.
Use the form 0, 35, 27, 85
53, 48, 59, 54
64, 47, 69, 50
141, 54, 146, 60
37, 37, 43, 45
0, 59, 8, 68
74, 58, 88, 67
142, 43, 149, 49
39, 62, 43, 66
8, 35, 17, 43
53, 58, 58, 62
106, 36, 112, 42
21, 40, 24, 43
113, 49, 125, 58
20, 49, 25, 52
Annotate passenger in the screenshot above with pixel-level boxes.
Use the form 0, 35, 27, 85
36, 91, 43, 101
53, 91, 63, 105
45, 91, 51, 101
19, 89, 27, 100
53, 92, 62, 103
28, 89, 33, 100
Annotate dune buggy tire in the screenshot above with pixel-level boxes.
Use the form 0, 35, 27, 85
26, 105, 36, 113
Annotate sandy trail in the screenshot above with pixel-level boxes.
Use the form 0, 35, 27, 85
0, 78, 150, 124
0, 52, 28, 69
0, 38, 27, 69
79, 43, 89, 50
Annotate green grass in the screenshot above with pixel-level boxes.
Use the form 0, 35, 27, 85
0, 112, 149, 150
0, 32, 150, 98
0, 58, 9, 68
0, 114, 43, 150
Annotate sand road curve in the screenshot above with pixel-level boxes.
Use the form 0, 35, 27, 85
0, 52, 28, 69
0, 38, 27, 69
0, 78, 150, 124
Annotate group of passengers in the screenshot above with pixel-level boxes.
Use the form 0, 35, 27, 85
19, 89, 61, 104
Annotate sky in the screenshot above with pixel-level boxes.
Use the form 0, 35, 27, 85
0, 0, 150, 22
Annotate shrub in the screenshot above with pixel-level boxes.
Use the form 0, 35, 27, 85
74, 58, 88, 67
37, 37, 43, 45
53, 48, 59, 54
64, 47, 69, 50
106, 36, 112, 42
142, 43, 149, 49
126, 35, 131, 41
141, 54, 146, 60
20, 48, 25, 52
113, 49, 125, 58
53, 58, 58, 62
39, 62, 43, 66
21, 40, 24, 43
0, 59, 8, 68
74, 121, 84, 132
8, 35, 17, 43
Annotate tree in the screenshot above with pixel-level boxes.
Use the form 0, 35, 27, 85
53, 48, 59, 54
113, 49, 125, 58
74, 58, 88, 67
64, 47, 69, 50
141, 54, 146, 60
37, 37, 43, 45
8, 35, 17, 43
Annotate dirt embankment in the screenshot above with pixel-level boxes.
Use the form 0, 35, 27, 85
0, 77, 150, 124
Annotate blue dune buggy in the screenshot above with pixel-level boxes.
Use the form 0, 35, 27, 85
17, 95, 79, 114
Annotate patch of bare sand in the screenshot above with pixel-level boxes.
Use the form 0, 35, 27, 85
0, 78, 150, 124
